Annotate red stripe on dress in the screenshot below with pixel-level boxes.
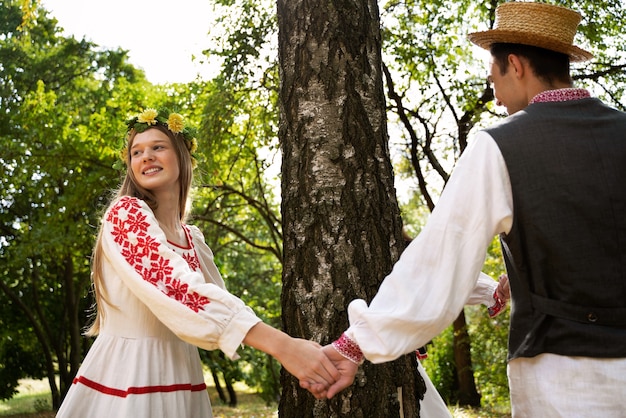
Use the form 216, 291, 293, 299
73, 376, 207, 398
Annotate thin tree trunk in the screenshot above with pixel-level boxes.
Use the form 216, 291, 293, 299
278, 0, 424, 416
453, 312, 481, 407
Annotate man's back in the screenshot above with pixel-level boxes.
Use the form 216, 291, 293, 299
487, 97, 626, 360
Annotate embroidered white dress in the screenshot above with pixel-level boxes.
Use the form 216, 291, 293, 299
56, 196, 261, 418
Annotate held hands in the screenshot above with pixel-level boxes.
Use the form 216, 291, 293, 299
322, 344, 359, 398
299, 343, 359, 399
245, 323, 360, 399
242, 323, 340, 399
279, 338, 340, 399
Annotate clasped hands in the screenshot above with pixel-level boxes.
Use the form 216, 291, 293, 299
281, 275, 511, 399
280, 339, 359, 399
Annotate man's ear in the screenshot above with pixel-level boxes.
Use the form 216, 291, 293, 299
507, 54, 526, 79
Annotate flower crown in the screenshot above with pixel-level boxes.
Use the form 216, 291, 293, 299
116, 108, 199, 170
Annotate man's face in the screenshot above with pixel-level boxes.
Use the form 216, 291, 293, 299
488, 56, 527, 115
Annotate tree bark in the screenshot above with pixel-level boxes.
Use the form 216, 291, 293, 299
277, 0, 425, 416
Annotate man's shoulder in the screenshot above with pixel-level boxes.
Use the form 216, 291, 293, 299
486, 98, 626, 136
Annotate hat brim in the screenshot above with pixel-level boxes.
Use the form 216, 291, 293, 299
468, 29, 593, 62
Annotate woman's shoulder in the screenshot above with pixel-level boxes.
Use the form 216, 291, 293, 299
103, 196, 155, 224
184, 224, 206, 242
184, 224, 215, 256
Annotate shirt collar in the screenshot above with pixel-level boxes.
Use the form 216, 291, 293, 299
529, 88, 591, 104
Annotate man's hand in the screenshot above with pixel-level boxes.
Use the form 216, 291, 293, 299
321, 344, 359, 398
496, 274, 510, 301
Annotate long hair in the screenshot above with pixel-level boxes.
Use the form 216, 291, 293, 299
85, 125, 195, 336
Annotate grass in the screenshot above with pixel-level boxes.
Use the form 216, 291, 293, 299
0, 378, 510, 417
0, 379, 53, 417
0, 379, 276, 418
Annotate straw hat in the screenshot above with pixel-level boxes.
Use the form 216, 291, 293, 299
468, 2, 593, 62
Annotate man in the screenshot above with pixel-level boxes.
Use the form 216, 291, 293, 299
308, 3, 626, 416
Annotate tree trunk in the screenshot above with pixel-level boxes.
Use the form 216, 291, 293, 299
453, 312, 481, 407
277, 0, 425, 416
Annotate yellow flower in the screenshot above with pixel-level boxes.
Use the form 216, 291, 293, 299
167, 113, 185, 133
138, 108, 158, 125
119, 145, 128, 162
189, 137, 198, 154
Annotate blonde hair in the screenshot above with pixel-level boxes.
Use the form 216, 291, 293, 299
85, 125, 195, 336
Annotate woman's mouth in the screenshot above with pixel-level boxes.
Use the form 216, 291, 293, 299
143, 167, 162, 175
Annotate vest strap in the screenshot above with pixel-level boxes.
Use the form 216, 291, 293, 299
531, 293, 626, 327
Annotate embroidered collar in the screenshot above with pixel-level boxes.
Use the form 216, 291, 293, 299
530, 88, 591, 104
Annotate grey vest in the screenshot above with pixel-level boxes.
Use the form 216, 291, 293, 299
486, 97, 626, 360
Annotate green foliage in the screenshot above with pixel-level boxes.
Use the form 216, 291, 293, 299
0, 0, 156, 405
382, 0, 626, 204
0, 337, 45, 401
422, 304, 510, 409
466, 239, 510, 409
188, 2, 283, 397
205, 0, 276, 85
191, 72, 283, 400
2, 0, 624, 411
421, 327, 456, 403
0, 0, 283, 406
466, 308, 510, 408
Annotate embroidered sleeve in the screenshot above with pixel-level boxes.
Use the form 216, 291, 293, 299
102, 196, 261, 358
106, 197, 211, 312
332, 333, 365, 365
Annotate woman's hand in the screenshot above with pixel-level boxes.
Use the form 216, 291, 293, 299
243, 323, 339, 399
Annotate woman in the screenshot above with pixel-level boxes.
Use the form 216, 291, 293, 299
56, 108, 337, 417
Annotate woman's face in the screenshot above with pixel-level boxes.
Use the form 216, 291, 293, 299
130, 128, 180, 195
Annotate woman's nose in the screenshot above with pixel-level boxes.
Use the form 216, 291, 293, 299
142, 149, 155, 161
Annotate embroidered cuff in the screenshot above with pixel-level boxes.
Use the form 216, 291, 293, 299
332, 333, 365, 365
415, 346, 428, 360
488, 290, 507, 318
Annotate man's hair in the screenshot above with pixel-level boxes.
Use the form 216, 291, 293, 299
490, 42, 572, 87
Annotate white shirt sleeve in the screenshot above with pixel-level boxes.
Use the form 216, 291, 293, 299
345, 131, 513, 363
466, 272, 499, 307
101, 196, 261, 359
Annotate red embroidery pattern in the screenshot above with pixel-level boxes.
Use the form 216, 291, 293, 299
182, 252, 200, 271
488, 290, 507, 318
180, 226, 201, 272
530, 88, 590, 104
107, 196, 210, 312
332, 333, 365, 365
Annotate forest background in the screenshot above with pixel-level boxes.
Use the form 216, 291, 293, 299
1, 0, 625, 416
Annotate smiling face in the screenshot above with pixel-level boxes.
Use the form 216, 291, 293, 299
130, 128, 181, 196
